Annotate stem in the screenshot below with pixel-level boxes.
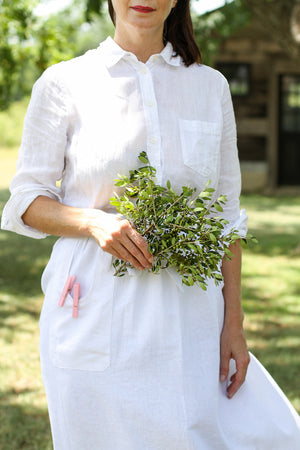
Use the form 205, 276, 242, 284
113, 260, 127, 276
141, 222, 155, 236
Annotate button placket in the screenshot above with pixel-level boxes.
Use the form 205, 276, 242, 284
137, 64, 162, 183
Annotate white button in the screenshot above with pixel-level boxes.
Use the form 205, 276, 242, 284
147, 101, 153, 107
150, 137, 157, 144
140, 67, 147, 74
152, 55, 158, 62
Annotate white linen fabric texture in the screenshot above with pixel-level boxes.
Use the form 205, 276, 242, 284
2, 37, 300, 450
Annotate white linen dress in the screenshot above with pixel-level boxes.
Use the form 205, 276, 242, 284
2, 37, 300, 449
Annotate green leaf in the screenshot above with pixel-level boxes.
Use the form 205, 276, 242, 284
194, 207, 204, 212
214, 203, 224, 212
114, 180, 128, 187
199, 191, 211, 199
209, 233, 217, 243
224, 247, 234, 258
138, 152, 149, 164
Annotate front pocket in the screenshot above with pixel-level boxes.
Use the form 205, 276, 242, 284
48, 238, 114, 372
179, 119, 222, 178
50, 290, 113, 371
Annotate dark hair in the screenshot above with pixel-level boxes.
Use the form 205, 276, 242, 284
107, 0, 202, 67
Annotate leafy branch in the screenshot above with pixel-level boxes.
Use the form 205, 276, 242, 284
110, 152, 256, 289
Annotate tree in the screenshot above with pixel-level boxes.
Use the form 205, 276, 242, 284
0, 0, 38, 109
242, 0, 300, 60
192, 0, 251, 64
0, 0, 84, 110
86, 0, 103, 22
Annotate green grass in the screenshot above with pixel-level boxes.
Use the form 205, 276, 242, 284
0, 150, 299, 448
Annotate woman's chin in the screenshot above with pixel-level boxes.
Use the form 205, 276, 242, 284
127, 17, 163, 32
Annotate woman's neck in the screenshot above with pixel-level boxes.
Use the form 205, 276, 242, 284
114, 26, 164, 63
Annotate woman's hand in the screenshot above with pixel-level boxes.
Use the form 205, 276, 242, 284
87, 211, 153, 271
219, 322, 250, 399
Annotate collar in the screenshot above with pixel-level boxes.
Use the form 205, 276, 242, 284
98, 36, 181, 68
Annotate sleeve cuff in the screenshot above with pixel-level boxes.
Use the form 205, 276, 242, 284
1, 188, 62, 239
222, 208, 248, 238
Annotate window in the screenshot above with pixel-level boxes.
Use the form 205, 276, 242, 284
280, 74, 300, 132
216, 63, 251, 97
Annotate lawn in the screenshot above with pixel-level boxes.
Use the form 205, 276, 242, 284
0, 148, 299, 448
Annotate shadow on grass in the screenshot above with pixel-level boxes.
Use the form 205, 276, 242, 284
241, 194, 300, 257
240, 194, 300, 212
245, 228, 300, 257
248, 343, 300, 407
0, 231, 56, 298
242, 280, 300, 412
0, 389, 52, 450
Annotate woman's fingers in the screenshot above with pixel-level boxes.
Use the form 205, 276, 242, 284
104, 242, 145, 270
126, 224, 153, 263
219, 350, 230, 383
110, 237, 152, 270
98, 215, 153, 270
226, 353, 250, 399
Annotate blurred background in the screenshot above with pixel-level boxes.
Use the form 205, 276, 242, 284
0, 0, 300, 448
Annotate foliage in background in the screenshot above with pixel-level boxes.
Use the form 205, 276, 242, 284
192, 0, 251, 65
33, 4, 83, 73
0, 0, 94, 110
0, 0, 117, 111
75, 12, 114, 56
86, 0, 104, 22
0, 0, 38, 109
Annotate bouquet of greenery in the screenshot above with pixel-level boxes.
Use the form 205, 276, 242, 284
110, 152, 254, 290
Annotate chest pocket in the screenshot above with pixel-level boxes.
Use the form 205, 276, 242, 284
179, 119, 222, 179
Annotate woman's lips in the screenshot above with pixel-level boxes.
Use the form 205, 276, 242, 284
131, 5, 155, 12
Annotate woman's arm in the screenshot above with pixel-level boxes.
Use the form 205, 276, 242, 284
22, 195, 153, 271
219, 240, 250, 398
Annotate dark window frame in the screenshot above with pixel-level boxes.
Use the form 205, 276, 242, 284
216, 62, 251, 97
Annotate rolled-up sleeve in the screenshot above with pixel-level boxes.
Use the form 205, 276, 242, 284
216, 78, 248, 238
1, 65, 69, 238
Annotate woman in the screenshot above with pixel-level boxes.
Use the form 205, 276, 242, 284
2, 0, 300, 448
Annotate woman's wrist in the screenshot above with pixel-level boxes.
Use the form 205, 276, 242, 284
80, 208, 110, 239
223, 301, 244, 328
